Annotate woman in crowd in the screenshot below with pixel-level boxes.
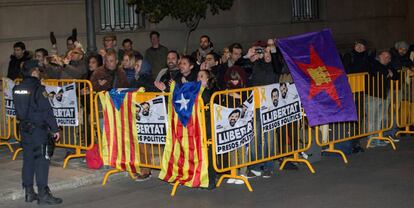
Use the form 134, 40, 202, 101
120, 52, 137, 86
198, 69, 219, 189
220, 65, 249, 185
87, 54, 103, 80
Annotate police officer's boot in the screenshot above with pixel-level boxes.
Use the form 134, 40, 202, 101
37, 186, 63, 205
24, 186, 38, 202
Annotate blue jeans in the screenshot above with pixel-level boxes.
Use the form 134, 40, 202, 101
383, 89, 400, 138
367, 96, 387, 145
249, 110, 275, 172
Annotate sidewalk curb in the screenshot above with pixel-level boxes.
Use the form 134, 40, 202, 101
0, 169, 128, 201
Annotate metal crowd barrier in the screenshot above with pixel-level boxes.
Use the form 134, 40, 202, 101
209, 87, 314, 192
396, 68, 414, 136
11, 79, 95, 168
0, 79, 13, 152
312, 72, 397, 164
95, 91, 169, 186
3, 73, 403, 193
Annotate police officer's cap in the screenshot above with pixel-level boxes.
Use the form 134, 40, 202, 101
22, 60, 40, 77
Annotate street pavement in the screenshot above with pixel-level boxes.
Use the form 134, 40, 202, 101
1, 138, 414, 208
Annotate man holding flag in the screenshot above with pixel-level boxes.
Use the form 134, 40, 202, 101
159, 56, 209, 189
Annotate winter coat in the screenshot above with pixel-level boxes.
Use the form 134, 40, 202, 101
7, 51, 31, 80
342, 50, 374, 74
60, 60, 88, 79
248, 59, 281, 87
90, 66, 129, 92
367, 59, 393, 99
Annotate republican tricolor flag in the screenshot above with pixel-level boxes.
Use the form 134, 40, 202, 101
159, 82, 209, 188
98, 89, 141, 173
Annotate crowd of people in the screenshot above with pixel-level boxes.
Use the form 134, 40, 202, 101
6, 28, 414, 189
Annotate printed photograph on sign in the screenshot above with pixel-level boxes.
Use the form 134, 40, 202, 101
45, 83, 79, 126
3, 78, 15, 117
135, 95, 168, 144
259, 82, 302, 133
213, 94, 255, 154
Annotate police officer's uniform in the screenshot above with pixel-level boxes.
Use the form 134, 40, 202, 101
13, 60, 62, 205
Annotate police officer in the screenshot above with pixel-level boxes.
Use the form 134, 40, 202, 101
13, 60, 63, 205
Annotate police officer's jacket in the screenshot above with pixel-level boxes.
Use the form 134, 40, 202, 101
12, 77, 59, 142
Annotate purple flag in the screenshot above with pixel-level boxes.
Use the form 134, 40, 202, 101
277, 29, 357, 126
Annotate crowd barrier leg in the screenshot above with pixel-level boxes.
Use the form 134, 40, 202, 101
102, 169, 136, 186
366, 131, 396, 150
12, 147, 22, 160
102, 169, 122, 186
396, 126, 414, 137
280, 152, 316, 173
170, 181, 181, 196
0, 141, 14, 153
321, 143, 348, 164
216, 169, 253, 192
63, 148, 85, 168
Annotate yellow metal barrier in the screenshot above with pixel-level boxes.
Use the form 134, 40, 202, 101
396, 68, 414, 136
95, 90, 209, 197
170, 96, 208, 196
209, 87, 314, 192
313, 72, 396, 164
11, 79, 95, 168
95, 91, 169, 186
0, 79, 13, 152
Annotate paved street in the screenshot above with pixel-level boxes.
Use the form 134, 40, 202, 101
1, 138, 414, 208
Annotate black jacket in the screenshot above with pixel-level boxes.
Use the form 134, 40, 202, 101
367, 59, 393, 99
130, 73, 156, 92
13, 77, 59, 144
389, 47, 413, 78
248, 59, 281, 87
7, 51, 31, 80
342, 50, 373, 74
174, 69, 198, 86
159, 69, 180, 91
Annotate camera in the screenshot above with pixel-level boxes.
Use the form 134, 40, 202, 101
255, 47, 265, 54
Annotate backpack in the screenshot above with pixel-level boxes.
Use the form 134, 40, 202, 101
86, 144, 103, 169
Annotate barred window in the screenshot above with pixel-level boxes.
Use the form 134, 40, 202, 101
100, 0, 144, 31
291, 0, 320, 23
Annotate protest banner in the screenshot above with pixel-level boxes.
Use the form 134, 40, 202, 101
259, 83, 302, 133
213, 95, 255, 154
45, 83, 79, 126
135, 95, 168, 144
3, 78, 15, 117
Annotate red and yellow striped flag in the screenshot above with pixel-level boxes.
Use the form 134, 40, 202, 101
98, 89, 140, 173
159, 82, 209, 187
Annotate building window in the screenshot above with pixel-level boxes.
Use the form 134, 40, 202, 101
100, 0, 144, 31
291, 0, 320, 23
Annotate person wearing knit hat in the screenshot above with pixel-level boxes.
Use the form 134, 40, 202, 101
341, 39, 374, 153
386, 41, 414, 144
354, 39, 368, 48
390, 40, 413, 70
394, 41, 409, 51
342, 39, 373, 74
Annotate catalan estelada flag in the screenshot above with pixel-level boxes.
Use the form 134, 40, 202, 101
98, 89, 140, 173
159, 82, 209, 188
277, 28, 357, 126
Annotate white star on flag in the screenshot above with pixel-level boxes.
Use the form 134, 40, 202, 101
175, 93, 190, 111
